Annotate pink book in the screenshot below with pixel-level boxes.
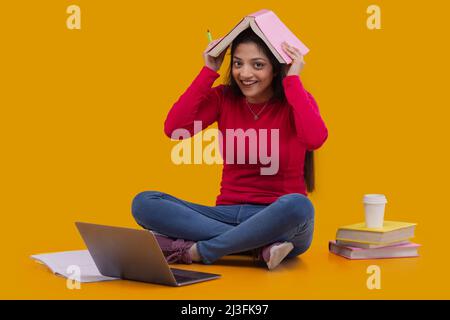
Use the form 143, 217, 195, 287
328, 240, 420, 260
206, 9, 309, 64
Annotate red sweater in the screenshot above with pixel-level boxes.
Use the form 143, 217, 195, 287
165, 66, 328, 205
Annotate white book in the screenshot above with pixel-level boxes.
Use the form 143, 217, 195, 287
336, 239, 410, 249
329, 241, 420, 260
30, 250, 119, 283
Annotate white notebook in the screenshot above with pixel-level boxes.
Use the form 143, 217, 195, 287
31, 250, 119, 283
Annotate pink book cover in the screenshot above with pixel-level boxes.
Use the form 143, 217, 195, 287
250, 9, 310, 62
329, 240, 421, 260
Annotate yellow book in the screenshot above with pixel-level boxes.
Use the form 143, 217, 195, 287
336, 221, 417, 245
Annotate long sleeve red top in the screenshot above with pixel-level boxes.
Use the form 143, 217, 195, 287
165, 66, 328, 205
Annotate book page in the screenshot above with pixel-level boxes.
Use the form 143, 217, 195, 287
207, 17, 251, 57
31, 250, 119, 283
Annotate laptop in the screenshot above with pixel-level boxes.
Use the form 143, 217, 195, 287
75, 222, 221, 286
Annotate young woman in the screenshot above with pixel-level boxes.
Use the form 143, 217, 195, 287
132, 28, 328, 270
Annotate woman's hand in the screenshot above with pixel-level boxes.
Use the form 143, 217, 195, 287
203, 39, 227, 72
281, 42, 306, 76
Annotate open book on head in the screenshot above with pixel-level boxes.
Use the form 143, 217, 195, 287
205, 9, 309, 64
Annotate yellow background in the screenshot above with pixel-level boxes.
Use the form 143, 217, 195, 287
1, 0, 449, 299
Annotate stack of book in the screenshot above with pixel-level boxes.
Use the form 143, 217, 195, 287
329, 221, 420, 260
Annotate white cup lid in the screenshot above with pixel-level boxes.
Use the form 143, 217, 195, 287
363, 194, 387, 204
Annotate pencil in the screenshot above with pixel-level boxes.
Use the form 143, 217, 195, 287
207, 29, 213, 43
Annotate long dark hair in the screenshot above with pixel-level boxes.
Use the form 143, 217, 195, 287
224, 28, 315, 193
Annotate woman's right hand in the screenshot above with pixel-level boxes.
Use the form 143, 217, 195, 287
203, 39, 227, 72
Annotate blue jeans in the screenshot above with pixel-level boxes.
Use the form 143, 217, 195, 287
131, 191, 315, 264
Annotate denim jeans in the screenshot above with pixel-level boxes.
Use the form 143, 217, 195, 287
131, 191, 315, 264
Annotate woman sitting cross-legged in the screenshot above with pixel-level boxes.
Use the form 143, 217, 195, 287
131, 28, 328, 270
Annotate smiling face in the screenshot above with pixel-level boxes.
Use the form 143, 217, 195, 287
232, 42, 276, 104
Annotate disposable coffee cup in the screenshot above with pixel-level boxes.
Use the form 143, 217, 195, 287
363, 194, 387, 228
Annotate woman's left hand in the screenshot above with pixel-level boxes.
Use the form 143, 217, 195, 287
281, 42, 305, 76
